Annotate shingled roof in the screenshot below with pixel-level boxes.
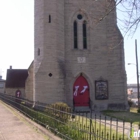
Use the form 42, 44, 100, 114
6, 69, 28, 88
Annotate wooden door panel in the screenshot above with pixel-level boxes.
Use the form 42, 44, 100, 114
73, 76, 89, 107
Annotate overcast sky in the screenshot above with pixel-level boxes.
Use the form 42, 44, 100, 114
0, 0, 34, 78
0, 0, 140, 84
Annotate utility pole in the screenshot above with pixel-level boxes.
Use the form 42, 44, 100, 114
135, 39, 140, 108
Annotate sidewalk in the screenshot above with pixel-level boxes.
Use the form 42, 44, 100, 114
0, 100, 61, 140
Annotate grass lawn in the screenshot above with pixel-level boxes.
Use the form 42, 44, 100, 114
21, 104, 129, 139
70, 114, 129, 139
102, 107, 140, 124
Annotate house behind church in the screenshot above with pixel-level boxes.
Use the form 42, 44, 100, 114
5, 66, 28, 98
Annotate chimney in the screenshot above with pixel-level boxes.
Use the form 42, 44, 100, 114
10, 66, 12, 69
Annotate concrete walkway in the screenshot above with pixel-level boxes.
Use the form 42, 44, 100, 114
0, 100, 61, 140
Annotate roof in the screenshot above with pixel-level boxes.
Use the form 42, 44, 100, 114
6, 69, 28, 88
0, 79, 6, 82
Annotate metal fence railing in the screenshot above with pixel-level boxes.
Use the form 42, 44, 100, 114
0, 93, 139, 140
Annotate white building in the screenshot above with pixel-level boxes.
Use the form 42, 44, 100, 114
0, 76, 5, 93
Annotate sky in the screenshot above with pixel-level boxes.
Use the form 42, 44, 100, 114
0, 0, 139, 84
0, 0, 34, 78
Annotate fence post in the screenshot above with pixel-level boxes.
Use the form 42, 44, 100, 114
123, 120, 125, 140
104, 115, 106, 139
116, 119, 118, 140
110, 117, 112, 140
89, 109, 92, 140
99, 115, 101, 138
95, 114, 96, 140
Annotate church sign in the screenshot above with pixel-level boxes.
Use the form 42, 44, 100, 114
95, 80, 108, 100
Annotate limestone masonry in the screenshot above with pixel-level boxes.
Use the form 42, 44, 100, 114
34, 0, 128, 110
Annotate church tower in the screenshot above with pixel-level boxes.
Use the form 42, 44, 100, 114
34, 0, 65, 103
34, 0, 128, 110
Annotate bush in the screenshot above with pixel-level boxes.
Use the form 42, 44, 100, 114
51, 102, 70, 109
44, 102, 72, 122
128, 99, 133, 107
137, 108, 140, 113
20, 104, 83, 140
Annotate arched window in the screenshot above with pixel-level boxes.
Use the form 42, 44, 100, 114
83, 20, 87, 49
74, 21, 78, 49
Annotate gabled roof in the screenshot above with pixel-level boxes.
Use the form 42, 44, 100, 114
6, 69, 28, 88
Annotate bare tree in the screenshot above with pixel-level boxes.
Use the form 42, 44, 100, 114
94, 0, 140, 36
73, 0, 140, 36
116, 0, 140, 36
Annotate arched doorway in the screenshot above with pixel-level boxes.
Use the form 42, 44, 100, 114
15, 90, 21, 103
15, 90, 21, 98
73, 75, 90, 107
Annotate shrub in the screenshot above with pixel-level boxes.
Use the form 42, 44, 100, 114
128, 99, 133, 107
51, 102, 70, 109
44, 102, 72, 122
137, 108, 140, 113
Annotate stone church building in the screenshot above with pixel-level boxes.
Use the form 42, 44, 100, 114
29, 0, 128, 110
4, 0, 128, 111
3, 0, 128, 110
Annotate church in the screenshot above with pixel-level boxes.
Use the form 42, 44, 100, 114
29, 0, 128, 110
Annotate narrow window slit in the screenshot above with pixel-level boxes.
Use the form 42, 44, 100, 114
74, 21, 78, 49
38, 48, 40, 56
83, 21, 87, 49
49, 15, 51, 23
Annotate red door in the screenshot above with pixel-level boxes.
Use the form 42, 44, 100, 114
15, 90, 21, 98
73, 75, 89, 107
15, 90, 21, 103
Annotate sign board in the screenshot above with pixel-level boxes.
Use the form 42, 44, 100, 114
95, 80, 108, 100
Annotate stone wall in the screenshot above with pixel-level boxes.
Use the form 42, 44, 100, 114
25, 62, 34, 101
34, 0, 128, 110
6, 88, 25, 98
34, 0, 66, 104
64, 0, 128, 110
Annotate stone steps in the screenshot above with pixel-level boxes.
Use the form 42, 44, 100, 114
74, 106, 91, 112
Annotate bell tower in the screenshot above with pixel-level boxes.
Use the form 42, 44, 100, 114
34, 0, 128, 110
34, 0, 65, 103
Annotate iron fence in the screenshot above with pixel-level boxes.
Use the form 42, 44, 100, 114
0, 93, 139, 140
